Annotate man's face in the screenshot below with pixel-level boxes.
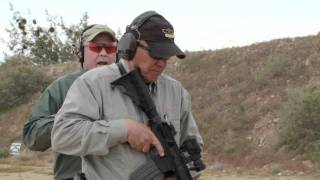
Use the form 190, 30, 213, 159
83, 33, 116, 70
133, 41, 168, 82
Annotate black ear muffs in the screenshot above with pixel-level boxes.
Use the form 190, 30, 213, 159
117, 33, 137, 61
79, 24, 97, 66
117, 11, 160, 61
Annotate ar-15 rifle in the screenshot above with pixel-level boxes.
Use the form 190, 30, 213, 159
111, 67, 205, 180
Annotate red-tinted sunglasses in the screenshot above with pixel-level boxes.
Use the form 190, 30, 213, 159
86, 42, 117, 54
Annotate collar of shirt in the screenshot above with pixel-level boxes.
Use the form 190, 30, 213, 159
147, 82, 157, 94
120, 59, 158, 94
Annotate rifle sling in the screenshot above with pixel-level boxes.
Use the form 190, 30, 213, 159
117, 63, 127, 75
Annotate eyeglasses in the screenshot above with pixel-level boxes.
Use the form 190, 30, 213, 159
85, 42, 117, 54
137, 42, 165, 60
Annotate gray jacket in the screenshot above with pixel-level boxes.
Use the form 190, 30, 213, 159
52, 60, 203, 180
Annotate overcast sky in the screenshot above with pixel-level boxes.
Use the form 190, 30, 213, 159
1, 0, 320, 61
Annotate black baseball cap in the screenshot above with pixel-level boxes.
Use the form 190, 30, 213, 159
133, 11, 186, 59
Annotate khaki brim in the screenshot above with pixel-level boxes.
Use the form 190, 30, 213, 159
84, 30, 116, 42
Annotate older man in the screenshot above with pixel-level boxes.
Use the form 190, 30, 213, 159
52, 11, 203, 180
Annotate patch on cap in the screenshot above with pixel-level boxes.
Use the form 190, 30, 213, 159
136, 13, 185, 59
162, 28, 174, 39
82, 24, 116, 43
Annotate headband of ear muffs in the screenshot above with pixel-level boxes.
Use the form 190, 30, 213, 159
117, 11, 160, 61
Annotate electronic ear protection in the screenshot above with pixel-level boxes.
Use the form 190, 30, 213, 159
79, 24, 97, 66
117, 11, 160, 61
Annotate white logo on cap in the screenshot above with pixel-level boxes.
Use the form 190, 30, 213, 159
162, 28, 174, 39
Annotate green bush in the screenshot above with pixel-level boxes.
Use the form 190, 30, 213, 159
0, 148, 9, 158
0, 56, 52, 112
255, 53, 290, 88
265, 53, 290, 78
280, 85, 320, 159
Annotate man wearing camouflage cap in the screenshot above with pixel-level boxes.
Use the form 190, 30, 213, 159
22, 24, 117, 180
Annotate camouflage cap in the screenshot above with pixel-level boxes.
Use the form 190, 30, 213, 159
82, 24, 116, 43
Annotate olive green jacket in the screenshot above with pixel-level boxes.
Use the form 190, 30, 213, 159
22, 69, 85, 180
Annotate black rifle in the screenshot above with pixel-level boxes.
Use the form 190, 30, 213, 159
111, 68, 205, 180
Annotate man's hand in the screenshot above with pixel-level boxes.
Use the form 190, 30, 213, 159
127, 119, 164, 156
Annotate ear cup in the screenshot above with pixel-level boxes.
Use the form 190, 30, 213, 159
79, 24, 97, 65
79, 44, 84, 63
117, 11, 161, 61
117, 33, 138, 61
